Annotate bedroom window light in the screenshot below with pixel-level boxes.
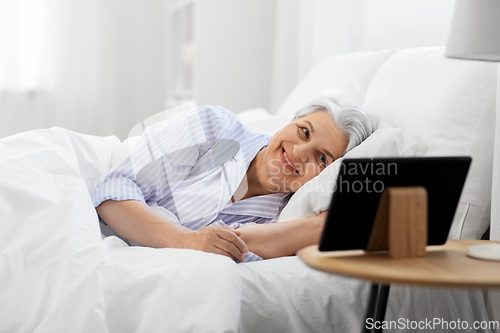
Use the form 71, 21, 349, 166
0, 0, 49, 92
166, 0, 195, 108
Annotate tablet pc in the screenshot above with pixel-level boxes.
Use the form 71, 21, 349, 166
318, 156, 471, 252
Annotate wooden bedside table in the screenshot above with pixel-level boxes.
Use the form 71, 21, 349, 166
298, 239, 500, 333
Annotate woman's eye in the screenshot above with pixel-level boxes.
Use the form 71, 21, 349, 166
301, 127, 310, 139
319, 155, 327, 167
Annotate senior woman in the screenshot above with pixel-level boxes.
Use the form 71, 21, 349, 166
92, 89, 378, 262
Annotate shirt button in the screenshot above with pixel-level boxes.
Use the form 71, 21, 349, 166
203, 215, 209, 221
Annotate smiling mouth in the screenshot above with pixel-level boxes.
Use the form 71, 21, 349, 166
282, 148, 299, 175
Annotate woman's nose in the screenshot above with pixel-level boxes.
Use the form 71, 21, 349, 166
293, 143, 309, 162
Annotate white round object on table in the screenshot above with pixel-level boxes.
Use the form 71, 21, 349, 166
467, 244, 500, 261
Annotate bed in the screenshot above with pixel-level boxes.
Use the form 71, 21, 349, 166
1, 46, 499, 333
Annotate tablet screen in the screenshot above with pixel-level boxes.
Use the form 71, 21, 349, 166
318, 157, 471, 252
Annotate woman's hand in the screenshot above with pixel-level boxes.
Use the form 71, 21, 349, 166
97, 200, 248, 262
178, 226, 248, 262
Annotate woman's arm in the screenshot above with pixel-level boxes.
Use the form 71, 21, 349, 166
236, 212, 327, 259
97, 199, 248, 262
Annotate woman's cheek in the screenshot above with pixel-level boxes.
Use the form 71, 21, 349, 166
304, 163, 320, 179
269, 158, 281, 177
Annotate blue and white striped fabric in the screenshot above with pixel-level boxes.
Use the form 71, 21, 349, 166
92, 106, 290, 262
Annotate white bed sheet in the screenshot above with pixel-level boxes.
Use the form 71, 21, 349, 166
1, 127, 498, 333
238, 257, 500, 333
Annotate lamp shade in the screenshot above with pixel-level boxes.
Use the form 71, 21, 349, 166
445, 0, 500, 61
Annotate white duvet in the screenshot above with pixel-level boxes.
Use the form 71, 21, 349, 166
1, 127, 498, 333
0, 128, 242, 333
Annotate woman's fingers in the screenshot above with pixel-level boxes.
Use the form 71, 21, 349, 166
217, 226, 248, 254
212, 245, 240, 262
214, 236, 246, 262
211, 227, 246, 262
184, 225, 248, 262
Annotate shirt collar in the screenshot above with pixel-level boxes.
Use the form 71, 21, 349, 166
220, 193, 290, 218
216, 132, 271, 212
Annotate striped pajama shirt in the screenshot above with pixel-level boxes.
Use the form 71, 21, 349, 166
92, 106, 290, 262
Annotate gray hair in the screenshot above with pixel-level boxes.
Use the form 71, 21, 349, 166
293, 88, 379, 154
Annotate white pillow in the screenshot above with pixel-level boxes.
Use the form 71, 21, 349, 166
278, 121, 417, 222
276, 49, 398, 117
363, 47, 497, 239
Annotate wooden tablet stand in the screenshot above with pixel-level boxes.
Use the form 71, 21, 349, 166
366, 187, 428, 258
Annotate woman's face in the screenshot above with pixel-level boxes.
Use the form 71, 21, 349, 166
262, 110, 348, 193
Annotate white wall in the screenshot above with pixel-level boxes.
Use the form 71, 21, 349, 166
194, 0, 276, 113
359, 0, 455, 52
234, 0, 457, 113
0, 0, 457, 138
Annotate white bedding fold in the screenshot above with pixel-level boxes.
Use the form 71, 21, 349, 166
101, 238, 242, 333
0, 128, 115, 333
